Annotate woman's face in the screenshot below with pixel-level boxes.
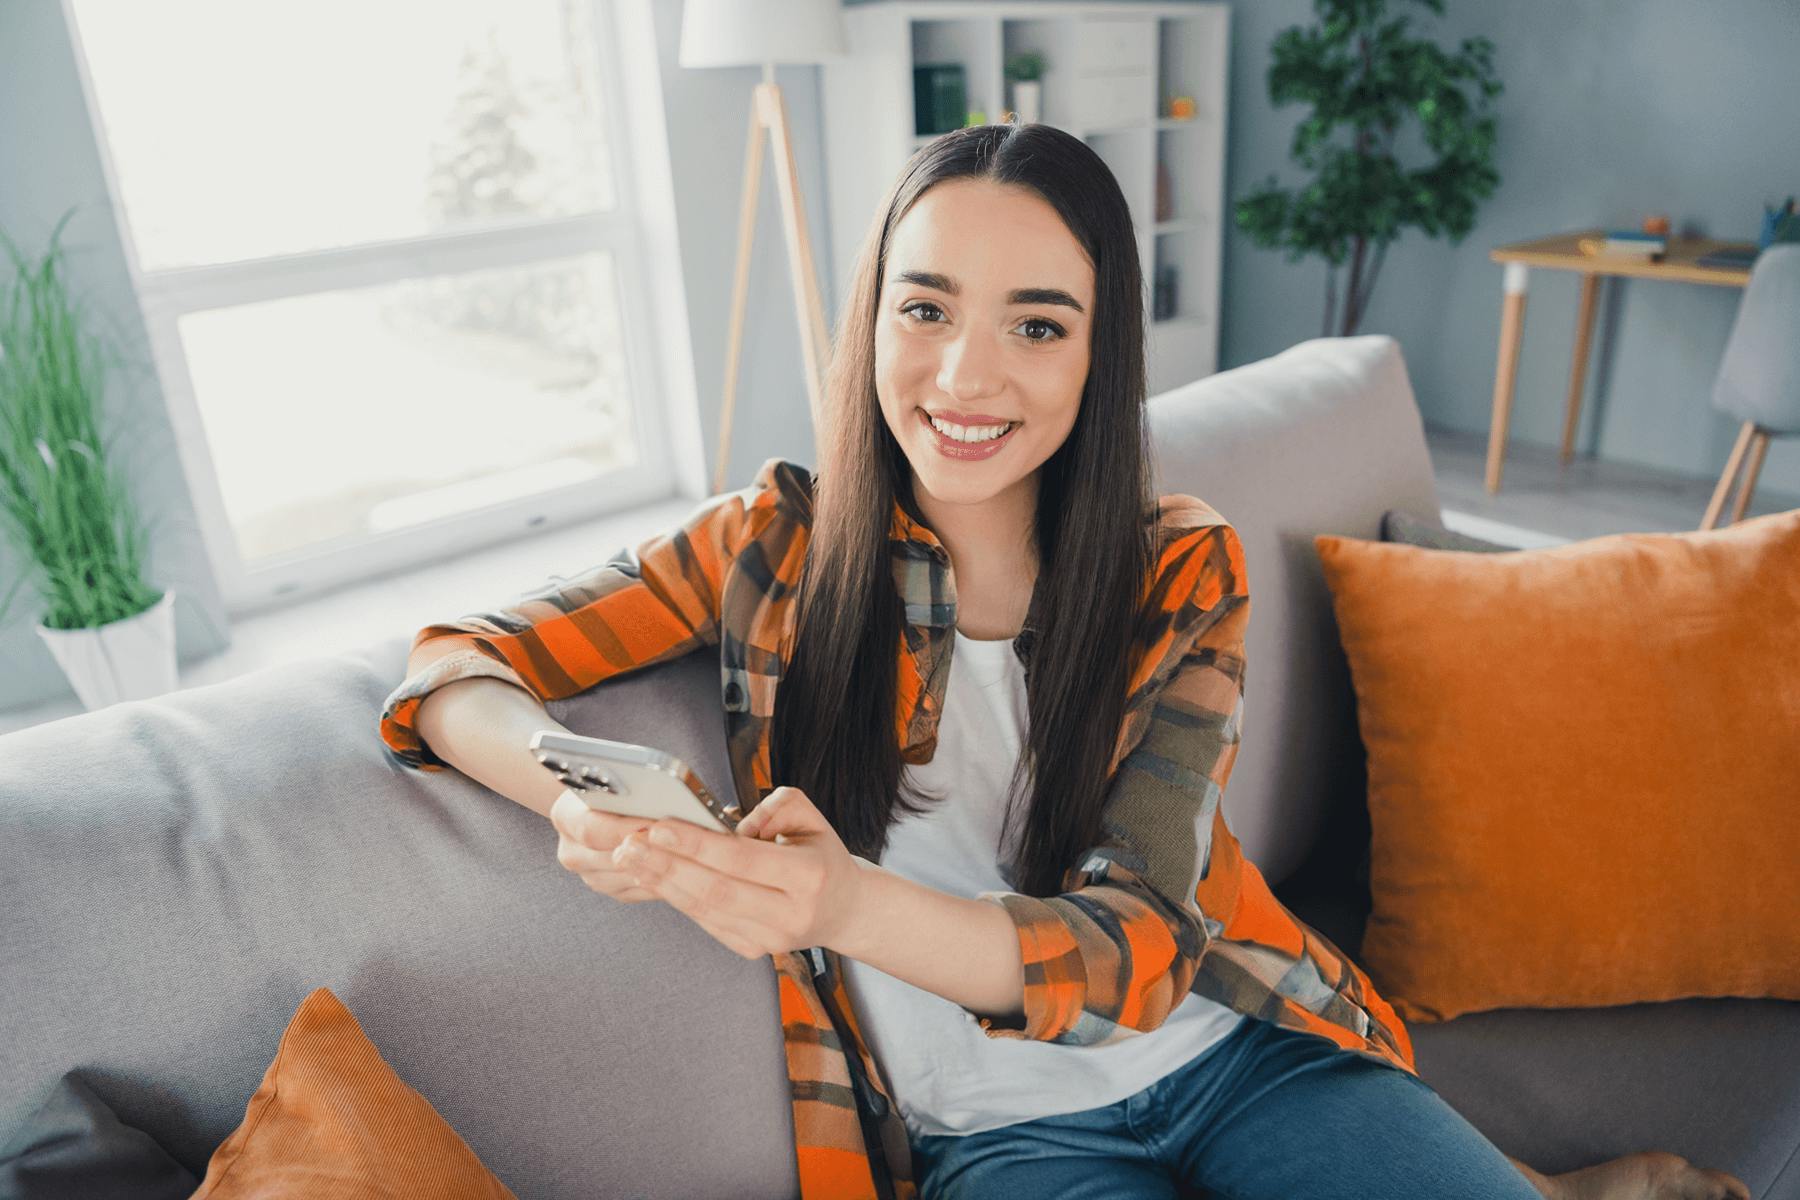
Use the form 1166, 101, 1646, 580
874, 178, 1094, 513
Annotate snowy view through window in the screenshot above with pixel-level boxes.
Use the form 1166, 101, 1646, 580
71, 0, 638, 566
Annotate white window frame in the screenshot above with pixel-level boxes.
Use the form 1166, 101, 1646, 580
58, 0, 708, 618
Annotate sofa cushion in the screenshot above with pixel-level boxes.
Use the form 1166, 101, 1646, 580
0, 1071, 198, 1200
192, 987, 515, 1198
1281, 510, 1514, 905
1314, 508, 1800, 1023
1274, 854, 1800, 1199
1380, 509, 1512, 553
1410, 997, 1800, 1198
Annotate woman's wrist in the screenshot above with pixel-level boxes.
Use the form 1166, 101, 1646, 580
821, 854, 887, 958
824, 859, 1026, 1023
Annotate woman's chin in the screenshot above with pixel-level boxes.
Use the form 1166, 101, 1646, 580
911, 462, 1020, 509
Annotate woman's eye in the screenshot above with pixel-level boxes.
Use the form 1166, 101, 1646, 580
899, 303, 1065, 343
901, 301, 946, 325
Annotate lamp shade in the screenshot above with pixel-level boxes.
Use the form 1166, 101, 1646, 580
678, 0, 847, 68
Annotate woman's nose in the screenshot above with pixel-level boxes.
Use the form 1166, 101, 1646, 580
935, 328, 1004, 402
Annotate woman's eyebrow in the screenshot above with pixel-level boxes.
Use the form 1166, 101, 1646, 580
891, 269, 1085, 314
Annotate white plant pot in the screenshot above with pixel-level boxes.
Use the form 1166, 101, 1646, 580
1011, 80, 1042, 125
36, 589, 180, 711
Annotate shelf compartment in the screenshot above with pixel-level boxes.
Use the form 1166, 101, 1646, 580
1154, 122, 1223, 226
1001, 17, 1079, 129
1082, 128, 1154, 242
1074, 73, 1155, 131
1157, 10, 1228, 120
1151, 227, 1215, 325
910, 16, 1002, 135
1072, 16, 1156, 76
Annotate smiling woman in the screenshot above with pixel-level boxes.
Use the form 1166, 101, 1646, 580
780, 135, 1154, 898
381, 121, 1749, 1200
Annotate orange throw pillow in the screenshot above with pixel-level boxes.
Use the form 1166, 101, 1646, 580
191, 988, 517, 1199
1314, 508, 1800, 1024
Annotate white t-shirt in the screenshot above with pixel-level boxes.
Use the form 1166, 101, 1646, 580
839, 627, 1246, 1139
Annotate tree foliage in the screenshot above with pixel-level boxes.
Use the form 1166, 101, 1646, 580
1233, 0, 1502, 336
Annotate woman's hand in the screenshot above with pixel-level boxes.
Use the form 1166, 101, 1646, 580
555, 784, 866, 960
550, 789, 662, 903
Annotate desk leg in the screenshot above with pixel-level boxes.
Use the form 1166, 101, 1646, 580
1485, 263, 1530, 494
1561, 273, 1600, 463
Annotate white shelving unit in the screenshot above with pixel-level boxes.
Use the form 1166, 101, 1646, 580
822, 2, 1230, 394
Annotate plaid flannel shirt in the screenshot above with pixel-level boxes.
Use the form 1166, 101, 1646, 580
379, 457, 1418, 1200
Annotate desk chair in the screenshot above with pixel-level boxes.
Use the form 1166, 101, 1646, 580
1701, 243, 1800, 529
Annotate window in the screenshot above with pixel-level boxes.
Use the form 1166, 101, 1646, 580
62, 0, 687, 614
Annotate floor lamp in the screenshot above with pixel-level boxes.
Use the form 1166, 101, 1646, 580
678, 0, 846, 495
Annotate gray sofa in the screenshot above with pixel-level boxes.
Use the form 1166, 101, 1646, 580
2, 335, 1794, 1199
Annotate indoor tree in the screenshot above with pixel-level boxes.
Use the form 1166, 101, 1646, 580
1234, 0, 1502, 337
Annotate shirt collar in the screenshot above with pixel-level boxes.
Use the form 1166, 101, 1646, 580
886, 493, 1045, 644
887, 492, 945, 558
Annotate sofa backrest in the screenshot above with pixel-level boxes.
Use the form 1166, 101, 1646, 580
0, 333, 1439, 1198
1146, 334, 1442, 885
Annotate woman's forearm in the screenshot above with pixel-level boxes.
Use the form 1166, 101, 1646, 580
413, 675, 573, 820
416, 675, 1028, 1022
828, 859, 1026, 1027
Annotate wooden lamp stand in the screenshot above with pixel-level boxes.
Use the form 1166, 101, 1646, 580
714, 65, 834, 495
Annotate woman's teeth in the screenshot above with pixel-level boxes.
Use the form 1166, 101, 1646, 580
929, 415, 1015, 443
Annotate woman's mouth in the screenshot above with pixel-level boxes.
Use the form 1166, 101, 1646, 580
918, 408, 1019, 461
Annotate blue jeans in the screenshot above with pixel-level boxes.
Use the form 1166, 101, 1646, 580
907, 1015, 1544, 1200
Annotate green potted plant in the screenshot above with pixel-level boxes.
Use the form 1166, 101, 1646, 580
1004, 50, 1046, 125
0, 206, 177, 709
1233, 0, 1503, 336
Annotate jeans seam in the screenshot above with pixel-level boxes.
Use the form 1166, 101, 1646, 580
1127, 1084, 1169, 1157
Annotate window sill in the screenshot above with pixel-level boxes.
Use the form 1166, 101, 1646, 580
0, 496, 695, 739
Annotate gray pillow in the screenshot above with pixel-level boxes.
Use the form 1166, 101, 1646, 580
1379, 508, 1514, 552
0, 1071, 198, 1200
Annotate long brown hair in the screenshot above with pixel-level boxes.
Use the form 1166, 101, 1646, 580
770, 122, 1155, 899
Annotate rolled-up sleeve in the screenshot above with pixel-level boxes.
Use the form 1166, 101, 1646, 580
377, 459, 788, 771
969, 521, 1250, 1044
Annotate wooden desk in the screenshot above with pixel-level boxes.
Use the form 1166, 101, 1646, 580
1483, 229, 1757, 493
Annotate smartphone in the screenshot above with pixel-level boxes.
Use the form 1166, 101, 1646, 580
529, 730, 737, 834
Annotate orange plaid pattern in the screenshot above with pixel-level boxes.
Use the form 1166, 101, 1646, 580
380, 458, 1418, 1200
